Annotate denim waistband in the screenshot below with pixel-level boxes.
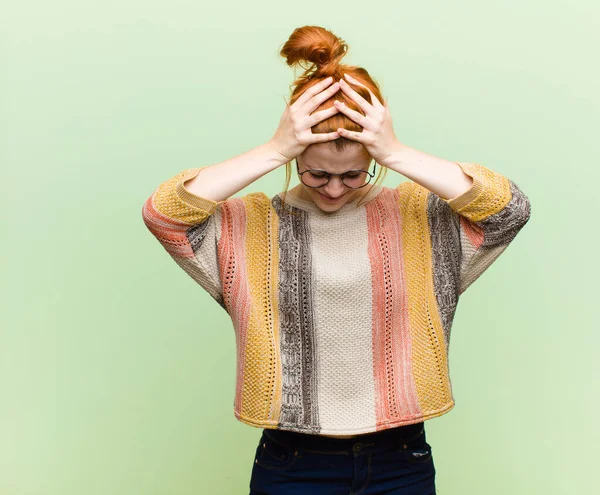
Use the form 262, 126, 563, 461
262, 422, 425, 455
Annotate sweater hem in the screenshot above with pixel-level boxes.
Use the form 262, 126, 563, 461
443, 162, 485, 212
233, 400, 455, 436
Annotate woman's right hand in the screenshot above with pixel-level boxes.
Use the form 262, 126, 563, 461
267, 76, 342, 163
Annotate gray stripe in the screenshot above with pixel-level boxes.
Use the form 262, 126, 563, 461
478, 180, 531, 247
427, 193, 461, 352
427, 179, 532, 348
272, 197, 321, 434
186, 208, 226, 311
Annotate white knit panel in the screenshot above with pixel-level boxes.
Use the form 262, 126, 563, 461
308, 208, 377, 434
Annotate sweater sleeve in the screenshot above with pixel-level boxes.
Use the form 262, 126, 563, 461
141, 167, 227, 310
428, 161, 532, 296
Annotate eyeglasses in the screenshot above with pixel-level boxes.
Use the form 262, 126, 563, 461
296, 161, 376, 189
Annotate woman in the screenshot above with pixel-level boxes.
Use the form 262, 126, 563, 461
142, 26, 531, 495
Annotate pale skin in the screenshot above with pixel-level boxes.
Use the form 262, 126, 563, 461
290, 73, 474, 215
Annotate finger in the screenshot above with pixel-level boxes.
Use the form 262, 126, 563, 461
339, 78, 374, 116
367, 88, 385, 110
308, 105, 340, 127
336, 127, 363, 142
333, 100, 368, 127
294, 76, 335, 108
303, 81, 340, 115
343, 73, 366, 87
344, 73, 386, 110
311, 131, 340, 143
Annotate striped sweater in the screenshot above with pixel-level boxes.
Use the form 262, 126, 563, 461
141, 161, 531, 436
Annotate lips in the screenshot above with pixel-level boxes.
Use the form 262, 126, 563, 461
318, 192, 343, 201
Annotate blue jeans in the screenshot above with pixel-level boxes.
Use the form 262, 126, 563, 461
249, 421, 436, 495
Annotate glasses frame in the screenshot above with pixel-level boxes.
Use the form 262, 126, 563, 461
296, 161, 377, 189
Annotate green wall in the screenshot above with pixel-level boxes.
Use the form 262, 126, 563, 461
2, 1, 597, 493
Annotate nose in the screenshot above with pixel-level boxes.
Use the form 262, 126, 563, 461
322, 176, 346, 197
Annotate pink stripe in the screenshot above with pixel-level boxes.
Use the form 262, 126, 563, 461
142, 195, 195, 258
366, 189, 421, 427
461, 216, 484, 249
218, 199, 251, 415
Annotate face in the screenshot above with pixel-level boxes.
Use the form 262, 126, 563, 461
294, 142, 374, 213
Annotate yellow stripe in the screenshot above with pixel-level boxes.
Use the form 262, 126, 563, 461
398, 182, 453, 413
153, 168, 224, 224
240, 193, 282, 424
444, 162, 512, 222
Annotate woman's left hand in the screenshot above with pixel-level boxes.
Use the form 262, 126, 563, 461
334, 73, 403, 168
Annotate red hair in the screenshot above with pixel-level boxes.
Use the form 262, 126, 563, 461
278, 25, 388, 208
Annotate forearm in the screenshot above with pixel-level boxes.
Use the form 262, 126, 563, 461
183, 141, 288, 203
384, 143, 474, 201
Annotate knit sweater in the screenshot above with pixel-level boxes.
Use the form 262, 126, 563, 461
141, 161, 531, 436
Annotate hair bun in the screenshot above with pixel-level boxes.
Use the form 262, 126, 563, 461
279, 25, 348, 80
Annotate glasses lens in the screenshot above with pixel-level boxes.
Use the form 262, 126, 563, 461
301, 171, 330, 188
342, 171, 370, 188
300, 170, 371, 189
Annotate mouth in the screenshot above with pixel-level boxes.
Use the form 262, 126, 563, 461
318, 192, 345, 202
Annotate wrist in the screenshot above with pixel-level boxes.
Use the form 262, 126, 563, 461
264, 140, 292, 167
